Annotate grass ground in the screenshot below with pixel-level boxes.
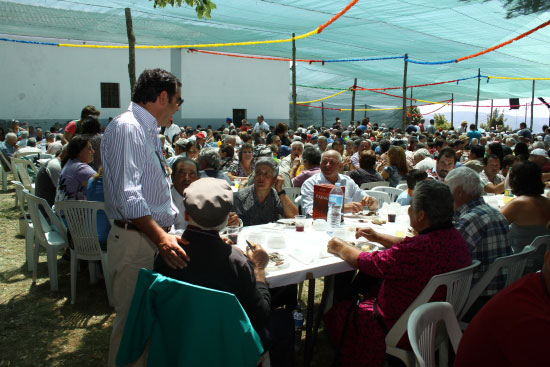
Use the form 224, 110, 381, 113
0, 180, 337, 367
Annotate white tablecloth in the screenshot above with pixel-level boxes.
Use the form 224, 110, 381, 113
236, 211, 411, 288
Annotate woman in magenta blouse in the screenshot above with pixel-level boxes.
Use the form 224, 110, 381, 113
325, 180, 472, 366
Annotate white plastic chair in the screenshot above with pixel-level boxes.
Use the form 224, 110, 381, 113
396, 183, 408, 191
13, 181, 35, 271
12, 157, 36, 194
360, 181, 389, 190
285, 187, 302, 202
372, 186, 404, 202
408, 302, 463, 367
364, 190, 391, 208
24, 190, 68, 291
458, 246, 536, 325
55, 200, 113, 306
524, 235, 550, 273
0, 151, 12, 192
385, 260, 480, 367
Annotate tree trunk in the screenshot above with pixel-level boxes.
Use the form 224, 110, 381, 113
125, 8, 136, 97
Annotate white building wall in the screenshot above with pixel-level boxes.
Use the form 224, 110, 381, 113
0, 37, 289, 129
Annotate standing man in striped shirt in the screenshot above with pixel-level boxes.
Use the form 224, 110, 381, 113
102, 68, 189, 366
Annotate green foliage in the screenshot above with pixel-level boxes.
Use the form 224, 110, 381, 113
483, 108, 511, 132
433, 113, 451, 130
151, 0, 216, 19
406, 106, 422, 125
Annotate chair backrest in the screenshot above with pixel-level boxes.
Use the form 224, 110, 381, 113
23, 190, 67, 245
12, 181, 28, 218
10, 157, 20, 182
295, 195, 303, 215
55, 200, 105, 257
13, 158, 37, 190
360, 181, 389, 190
408, 302, 463, 367
372, 186, 404, 202
364, 190, 391, 208
525, 235, 550, 273
0, 151, 11, 172
386, 260, 480, 347
285, 187, 302, 201
458, 246, 536, 320
117, 269, 264, 367
396, 183, 408, 191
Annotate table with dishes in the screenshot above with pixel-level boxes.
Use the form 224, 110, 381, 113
232, 203, 412, 365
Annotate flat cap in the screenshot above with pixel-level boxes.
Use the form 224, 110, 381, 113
183, 178, 233, 228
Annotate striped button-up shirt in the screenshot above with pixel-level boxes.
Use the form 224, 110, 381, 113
101, 102, 177, 228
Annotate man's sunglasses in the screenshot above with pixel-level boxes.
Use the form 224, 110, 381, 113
177, 97, 184, 107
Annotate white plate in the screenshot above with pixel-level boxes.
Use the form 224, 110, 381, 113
276, 218, 296, 227
266, 252, 290, 271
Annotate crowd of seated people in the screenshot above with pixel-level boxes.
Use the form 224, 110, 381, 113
6, 111, 550, 366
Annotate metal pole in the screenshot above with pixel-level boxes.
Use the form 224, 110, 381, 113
402, 54, 408, 131
292, 33, 297, 130
475, 68, 481, 128
490, 99, 494, 128
364, 104, 367, 118
451, 93, 454, 128
410, 88, 413, 109
321, 102, 325, 128
351, 78, 357, 123
530, 80, 535, 130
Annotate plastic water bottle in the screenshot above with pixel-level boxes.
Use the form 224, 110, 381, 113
327, 182, 344, 234
293, 305, 304, 330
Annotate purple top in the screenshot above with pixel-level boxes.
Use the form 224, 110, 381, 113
56, 158, 96, 202
292, 167, 321, 188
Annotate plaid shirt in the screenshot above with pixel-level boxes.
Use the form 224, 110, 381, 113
453, 197, 512, 296
426, 167, 444, 181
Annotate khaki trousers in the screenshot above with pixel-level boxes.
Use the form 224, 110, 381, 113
107, 225, 156, 367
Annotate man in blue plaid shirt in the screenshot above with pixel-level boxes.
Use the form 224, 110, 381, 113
445, 167, 512, 316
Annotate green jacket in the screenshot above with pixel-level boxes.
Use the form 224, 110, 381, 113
116, 269, 264, 366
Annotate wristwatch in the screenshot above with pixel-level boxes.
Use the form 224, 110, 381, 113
277, 189, 286, 196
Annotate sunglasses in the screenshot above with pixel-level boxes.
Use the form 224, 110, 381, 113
176, 97, 184, 107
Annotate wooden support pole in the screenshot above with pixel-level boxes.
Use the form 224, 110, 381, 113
490, 99, 494, 126
351, 78, 357, 123
364, 104, 367, 118
292, 33, 297, 130
475, 68, 481, 128
321, 102, 325, 128
125, 8, 136, 96
401, 54, 408, 132
410, 88, 413, 109
530, 80, 535, 130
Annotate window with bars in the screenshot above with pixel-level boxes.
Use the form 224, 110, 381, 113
100, 83, 120, 108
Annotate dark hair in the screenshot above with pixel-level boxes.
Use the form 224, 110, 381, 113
514, 142, 529, 161
302, 146, 321, 166
274, 122, 288, 136
379, 139, 390, 154
470, 144, 485, 159
435, 138, 446, 148
183, 140, 201, 152
132, 68, 181, 104
62, 134, 91, 167
81, 116, 101, 135
172, 157, 199, 178
219, 144, 234, 159
510, 161, 544, 196
359, 150, 377, 170
502, 154, 516, 169
487, 142, 504, 166
438, 147, 457, 162
238, 143, 254, 162
80, 105, 99, 119
411, 180, 454, 228
331, 139, 344, 150
406, 169, 428, 190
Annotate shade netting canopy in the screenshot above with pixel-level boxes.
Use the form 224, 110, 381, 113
1, 0, 549, 111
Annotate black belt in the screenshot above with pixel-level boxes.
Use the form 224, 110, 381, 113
114, 220, 170, 233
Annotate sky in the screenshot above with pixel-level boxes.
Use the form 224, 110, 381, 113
418, 98, 550, 132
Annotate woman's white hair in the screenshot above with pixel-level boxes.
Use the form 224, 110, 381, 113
444, 166, 484, 198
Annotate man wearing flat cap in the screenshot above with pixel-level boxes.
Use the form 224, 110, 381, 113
154, 179, 294, 365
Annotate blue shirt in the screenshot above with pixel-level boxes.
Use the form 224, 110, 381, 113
396, 190, 410, 206
101, 102, 177, 227
0, 141, 15, 158
467, 130, 482, 143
